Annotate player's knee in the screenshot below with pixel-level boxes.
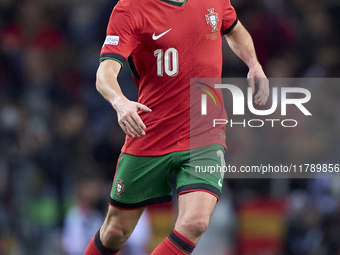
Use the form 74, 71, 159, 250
178, 215, 210, 237
100, 225, 130, 248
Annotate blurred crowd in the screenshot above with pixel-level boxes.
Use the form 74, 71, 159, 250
0, 0, 339, 254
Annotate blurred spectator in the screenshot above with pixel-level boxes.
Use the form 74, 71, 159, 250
124, 210, 152, 255
62, 178, 103, 255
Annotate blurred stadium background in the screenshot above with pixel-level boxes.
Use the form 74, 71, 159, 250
0, 0, 340, 254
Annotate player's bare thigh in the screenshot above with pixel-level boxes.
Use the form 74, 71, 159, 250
174, 191, 217, 243
100, 205, 144, 249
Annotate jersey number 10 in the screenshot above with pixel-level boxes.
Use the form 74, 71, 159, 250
154, 48, 179, 77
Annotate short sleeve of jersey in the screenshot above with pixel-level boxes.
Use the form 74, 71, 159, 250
221, 0, 238, 34
100, 1, 137, 65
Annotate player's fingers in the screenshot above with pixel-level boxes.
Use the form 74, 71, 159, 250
131, 114, 146, 134
123, 118, 144, 138
255, 90, 267, 105
137, 103, 152, 113
119, 114, 141, 138
255, 78, 269, 105
119, 122, 134, 138
125, 128, 134, 138
254, 90, 264, 104
247, 77, 256, 95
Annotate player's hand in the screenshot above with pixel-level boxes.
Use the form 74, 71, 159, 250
114, 98, 152, 138
247, 64, 269, 105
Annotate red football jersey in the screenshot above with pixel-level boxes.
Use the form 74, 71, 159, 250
100, 0, 237, 156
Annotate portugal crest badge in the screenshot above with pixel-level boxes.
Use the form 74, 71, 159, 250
115, 178, 125, 197
205, 8, 219, 32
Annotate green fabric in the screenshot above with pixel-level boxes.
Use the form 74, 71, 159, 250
110, 144, 225, 205
99, 57, 123, 67
167, 0, 188, 6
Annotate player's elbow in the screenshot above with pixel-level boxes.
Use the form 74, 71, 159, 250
95, 60, 121, 94
95, 69, 104, 94
95, 64, 110, 95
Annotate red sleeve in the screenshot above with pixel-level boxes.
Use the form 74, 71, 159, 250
221, 0, 238, 34
100, 1, 137, 64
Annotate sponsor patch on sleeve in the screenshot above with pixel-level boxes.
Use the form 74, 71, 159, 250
103, 35, 119, 46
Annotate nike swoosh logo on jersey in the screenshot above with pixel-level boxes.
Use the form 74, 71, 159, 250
152, 28, 172, 40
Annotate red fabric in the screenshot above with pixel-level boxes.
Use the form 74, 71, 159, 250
173, 230, 196, 247
100, 0, 236, 156
84, 237, 101, 255
150, 238, 186, 255
84, 237, 119, 255
177, 189, 219, 201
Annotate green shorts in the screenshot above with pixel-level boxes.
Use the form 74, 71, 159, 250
110, 144, 226, 209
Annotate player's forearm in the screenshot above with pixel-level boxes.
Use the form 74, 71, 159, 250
96, 59, 127, 110
225, 21, 260, 70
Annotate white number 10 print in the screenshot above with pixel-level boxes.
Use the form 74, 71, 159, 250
154, 48, 179, 77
